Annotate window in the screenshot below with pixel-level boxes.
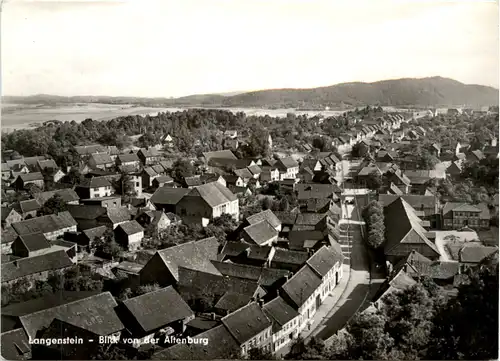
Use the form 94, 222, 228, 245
136, 182, 140, 187
93, 188, 99, 191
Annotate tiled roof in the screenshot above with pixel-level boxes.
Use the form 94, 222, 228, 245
155, 237, 221, 281
34, 189, 80, 205
215, 292, 252, 313
271, 248, 309, 265
82, 226, 108, 241
16, 233, 51, 252
442, 202, 481, 216
296, 183, 339, 200
117, 220, 143, 235
188, 182, 237, 207
358, 166, 382, 176
20, 292, 124, 339
273, 211, 299, 225
418, 261, 461, 280
153, 325, 240, 360
106, 207, 131, 224
79, 176, 111, 188
221, 302, 271, 345
184, 175, 203, 187
1, 207, 19, 222
12, 212, 77, 236
383, 198, 439, 256
74, 144, 107, 155
2, 250, 73, 283
118, 153, 140, 163
220, 241, 250, 257
306, 245, 343, 277
281, 264, 322, 309
37, 159, 58, 170
0, 328, 31, 360
90, 153, 113, 165
379, 194, 436, 211
247, 209, 281, 230
19, 172, 43, 182
263, 296, 299, 329
19, 199, 41, 213
276, 157, 299, 170
122, 286, 193, 334
138, 147, 160, 158
460, 246, 498, 263
150, 187, 190, 205
247, 164, 262, 175
203, 150, 237, 161
243, 221, 278, 245
234, 168, 253, 179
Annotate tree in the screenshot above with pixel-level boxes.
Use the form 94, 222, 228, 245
38, 194, 67, 216
365, 171, 383, 191
418, 151, 440, 169
286, 336, 325, 360
170, 159, 196, 183
135, 283, 161, 296
279, 197, 290, 211
362, 201, 386, 249
351, 142, 368, 158
427, 263, 499, 360
247, 347, 276, 360
92, 229, 122, 260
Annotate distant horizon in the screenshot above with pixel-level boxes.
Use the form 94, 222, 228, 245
2, 75, 499, 99
2, 1, 498, 97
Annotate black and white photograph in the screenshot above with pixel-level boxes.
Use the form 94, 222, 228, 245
1, 0, 498, 360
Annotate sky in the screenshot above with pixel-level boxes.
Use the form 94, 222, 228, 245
2, 0, 499, 97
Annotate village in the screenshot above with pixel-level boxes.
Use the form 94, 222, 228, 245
0, 104, 498, 360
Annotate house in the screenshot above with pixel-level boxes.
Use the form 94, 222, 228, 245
202, 150, 237, 164
224, 175, 246, 188
224, 138, 239, 150
298, 167, 315, 183
141, 167, 160, 187
459, 246, 498, 266
114, 220, 144, 251
379, 194, 438, 227
152, 175, 174, 188
1, 250, 73, 287
153, 324, 240, 360
11, 212, 77, 241
176, 182, 239, 226
19, 292, 124, 340
1, 162, 11, 180
116, 153, 141, 168
74, 176, 112, 199
306, 245, 344, 297
430, 143, 441, 157
79, 226, 108, 249
0, 328, 31, 360
33, 189, 80, 206
356, 165, 382, 187
262, 296, 301, 353
139, 237, 221, 286
136, 210, 172, 233
466, 149, 485, 163
88, 153, 114, 170
74, 145, 108, 159
1, 207, 22, 229
200, 173, 227, 187
246, 210, 282, 232
184, 175, 203, 188
80, 195, 122, 208
279, 264, 322, 332
118, 286, 194, 347
242, 221, 279, 246
137, 148, 161, 165
270, 248, 309, 272
150, 187, 190, 213
224, 130, 238, 139
162, 134, 175, 148
17, 199, 41, 219
260, 166, 280, 183
383, 197, 440, 264
221, 302, 273, 357
14, 173, 44, 191
275, 157, 299, 180
11, 233, 51, 258
68, 205, 131, 230
446, 161, 462, 179
385, 169, 411, 194
441, 202, 489, 230
296, 183, 339, 203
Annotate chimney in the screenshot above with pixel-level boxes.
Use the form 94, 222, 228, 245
211, 312, 216, 321
284, 274, 289, 282
257, 299, 264, 307
492, 137, 498, 147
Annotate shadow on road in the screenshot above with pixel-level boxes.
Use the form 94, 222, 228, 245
315, 283, 370, 340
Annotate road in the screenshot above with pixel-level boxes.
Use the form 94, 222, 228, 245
305, 197, 372, 342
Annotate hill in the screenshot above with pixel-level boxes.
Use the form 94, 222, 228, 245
220, 77, 499, 108
3, 77, 498, 108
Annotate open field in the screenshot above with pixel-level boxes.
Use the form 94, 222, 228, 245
1, 103, 413, 132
